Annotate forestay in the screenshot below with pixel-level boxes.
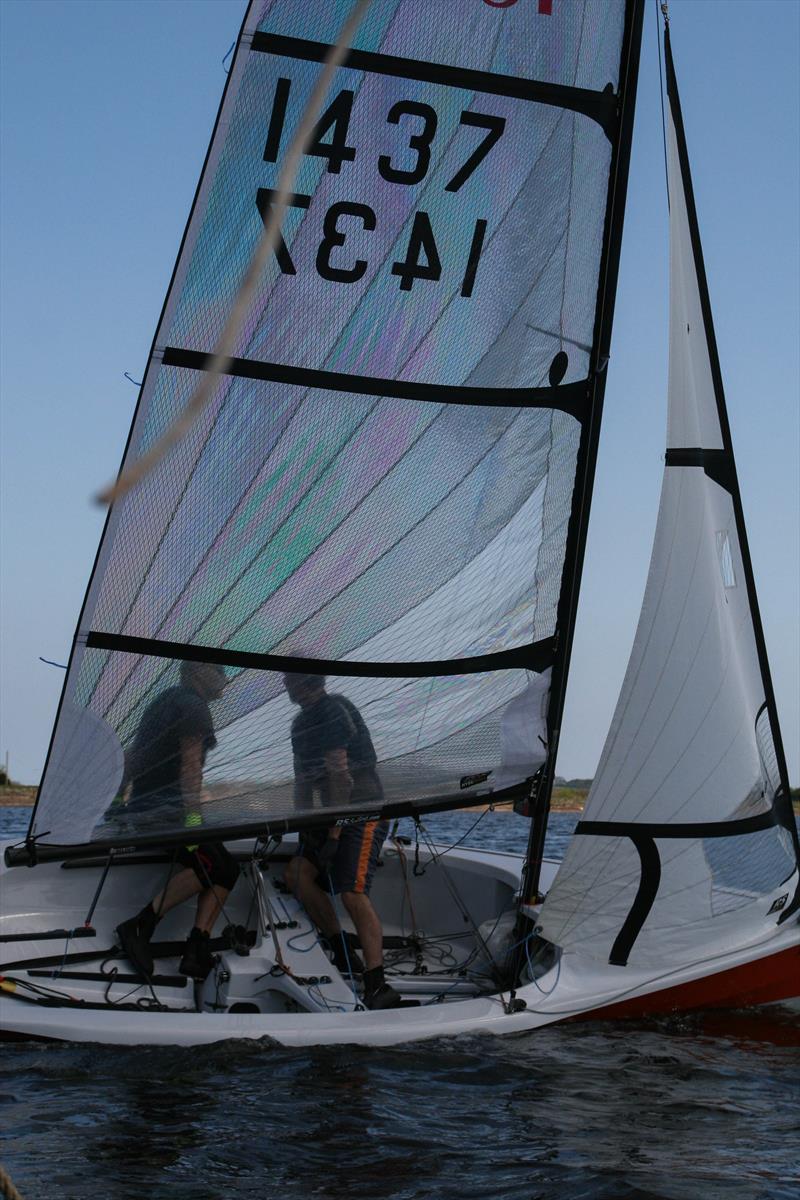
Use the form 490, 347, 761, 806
24, 0, 636, 855
538, 32, 800, 969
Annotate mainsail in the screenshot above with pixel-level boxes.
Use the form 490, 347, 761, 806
18, 0, 642, 861
538, 30, 800, 968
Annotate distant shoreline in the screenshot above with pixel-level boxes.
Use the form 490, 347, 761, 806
0, 786, 37, 808
3, 783, 797, 815
0, 784, 588, 812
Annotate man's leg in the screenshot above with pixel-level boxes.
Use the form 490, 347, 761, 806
285, 856, 341, 940
340, 891, 383, 970
179, 843, 240, 979
332, 820, 402, 1010
340, 890, 401, 1009
117, 866, 201, 977
152, 867, 203, 916
194, 885, 230, 934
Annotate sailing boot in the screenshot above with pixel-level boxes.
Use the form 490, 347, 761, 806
324, 933, 365, 977
362, 965, 403, 1010
116, 903, 158, 979
179, 927, 215, 981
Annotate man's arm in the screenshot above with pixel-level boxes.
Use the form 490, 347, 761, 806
323, 746, 353, 838
293, 754, 314, 806
179, 736, 205, 808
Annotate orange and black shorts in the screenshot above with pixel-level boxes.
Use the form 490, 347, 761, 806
301, 819, 388, 896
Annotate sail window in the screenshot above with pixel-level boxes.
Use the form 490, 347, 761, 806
703, 825, 797, 916
715, 530, 736, 589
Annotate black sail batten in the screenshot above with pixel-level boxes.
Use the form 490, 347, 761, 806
521, 0, 646, 905
574, 809, 789, 965
251, 33, 618, 136
161, 346, 589, 419
85, 631, 557, 679
664, 447, 735, 493
20, 3, 257, 858
665, 29, 799, 897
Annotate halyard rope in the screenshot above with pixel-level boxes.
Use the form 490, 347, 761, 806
97, 0, 370, 507
655, 0, 669, 197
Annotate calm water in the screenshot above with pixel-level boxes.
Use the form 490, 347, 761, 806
2, 806, 798, 1200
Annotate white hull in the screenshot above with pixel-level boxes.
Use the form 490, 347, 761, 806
2, 837, 797, 1047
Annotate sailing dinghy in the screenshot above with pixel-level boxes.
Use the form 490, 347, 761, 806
2, 0, 797, 1047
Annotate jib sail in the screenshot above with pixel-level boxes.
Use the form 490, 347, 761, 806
538, 30, 800, 968
20, 0, 641, 859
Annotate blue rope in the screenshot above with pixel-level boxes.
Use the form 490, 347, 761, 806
286, 927, 321, 953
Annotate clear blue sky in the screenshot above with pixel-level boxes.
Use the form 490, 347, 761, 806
1, 0, 798, 785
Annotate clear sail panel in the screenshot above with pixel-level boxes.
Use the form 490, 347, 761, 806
32, 650, 549, 847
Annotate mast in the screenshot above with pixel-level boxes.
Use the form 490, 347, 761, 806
522, 0, 645, 904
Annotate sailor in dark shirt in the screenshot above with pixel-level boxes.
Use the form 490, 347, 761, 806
290, 689, 382, 809
283, 673, 401, 1011
125, 679, 218, 820
116, 661, 239, 982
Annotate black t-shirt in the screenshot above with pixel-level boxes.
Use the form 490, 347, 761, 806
291, 693, 382, 805
126, 685, 216, 810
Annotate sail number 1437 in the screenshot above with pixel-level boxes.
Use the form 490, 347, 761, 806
257, 79, 505, 297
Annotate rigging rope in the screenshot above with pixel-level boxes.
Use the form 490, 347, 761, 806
655, 0, 669, 201
97, 0, 370, 507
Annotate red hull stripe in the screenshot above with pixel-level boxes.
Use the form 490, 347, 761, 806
576, 943, 800, 1021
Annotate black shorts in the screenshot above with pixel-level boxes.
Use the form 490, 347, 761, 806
176, 841, 239, 892
300, 820, 388, 896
